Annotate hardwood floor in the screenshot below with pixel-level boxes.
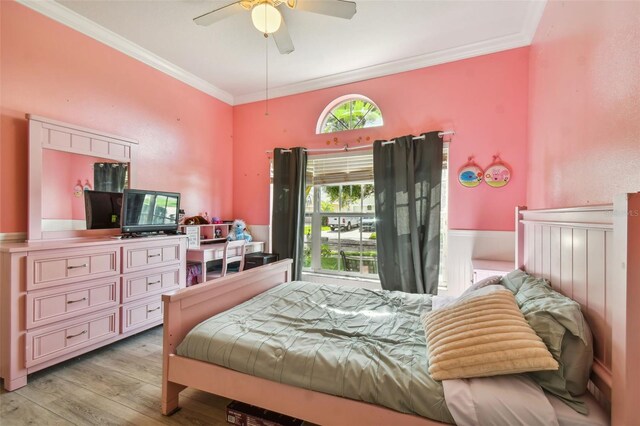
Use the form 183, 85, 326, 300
0, 326, 233, 425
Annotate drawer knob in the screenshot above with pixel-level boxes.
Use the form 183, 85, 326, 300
148, 281, 161, 285
147, 307, 161, 313
67, 297, 88, 304
67, 264, 88, 270
148, 254, 161, 258
66, 330, 88, 339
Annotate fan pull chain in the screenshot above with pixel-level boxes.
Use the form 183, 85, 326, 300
265, 32, 269, 116
264, 8, 269, 116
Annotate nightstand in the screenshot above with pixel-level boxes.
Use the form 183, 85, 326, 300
471, 259, 514, 284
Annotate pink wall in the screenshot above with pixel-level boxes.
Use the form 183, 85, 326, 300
233, 48, 530, 230
527, 0, 640, 208
69, 153, 95, 220
41, 151, 110, 220
0, 1, 234, 234
41, 150, 73, 220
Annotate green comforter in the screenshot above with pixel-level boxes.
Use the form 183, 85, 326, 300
176, 281, 454, 423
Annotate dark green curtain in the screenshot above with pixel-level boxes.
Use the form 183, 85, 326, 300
373, 132, 443, 294
94, 163, 128, 192
271, 147, 307, 280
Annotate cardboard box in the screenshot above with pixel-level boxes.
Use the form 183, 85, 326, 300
226, 401, 303, 426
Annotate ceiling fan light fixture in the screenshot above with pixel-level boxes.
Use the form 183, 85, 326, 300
251, 2, 282, 34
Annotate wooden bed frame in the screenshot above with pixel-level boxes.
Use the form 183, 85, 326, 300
162, 193, 639, 425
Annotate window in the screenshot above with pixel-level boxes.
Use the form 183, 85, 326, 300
302, 147, 449, 286
316, 95, 383, 134
304, 154, 377, 277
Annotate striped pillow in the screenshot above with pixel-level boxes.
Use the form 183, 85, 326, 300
422, 289, 558, 381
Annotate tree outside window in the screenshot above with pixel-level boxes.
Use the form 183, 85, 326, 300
316, 95, 383, 134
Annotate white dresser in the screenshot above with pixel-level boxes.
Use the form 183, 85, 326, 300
0, 235, 187, 391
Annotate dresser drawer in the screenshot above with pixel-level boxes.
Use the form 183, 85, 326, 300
121, 296, 163, 333
122, 241, 182, 273
122, 266, 180, 303
25, 309, 118, 367
26, 278, 119, 329
27, 247, 119, 290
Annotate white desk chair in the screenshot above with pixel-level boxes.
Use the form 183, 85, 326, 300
208, 239, 247, 279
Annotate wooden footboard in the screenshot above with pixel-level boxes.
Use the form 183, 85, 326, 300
161, 259, 292, 414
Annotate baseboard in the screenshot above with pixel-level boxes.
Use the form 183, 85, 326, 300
0, 232, 27, 242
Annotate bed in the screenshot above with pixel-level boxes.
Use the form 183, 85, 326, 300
161, 193, 639, 425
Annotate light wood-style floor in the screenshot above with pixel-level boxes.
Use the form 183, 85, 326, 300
0, 326, 233, 425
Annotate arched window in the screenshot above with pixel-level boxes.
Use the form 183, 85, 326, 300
316, 95, 383, 134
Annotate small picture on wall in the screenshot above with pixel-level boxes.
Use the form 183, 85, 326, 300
458, 161, 483, 188
484, 156, 511, 188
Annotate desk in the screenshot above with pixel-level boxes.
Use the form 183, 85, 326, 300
186, 241, 265, 283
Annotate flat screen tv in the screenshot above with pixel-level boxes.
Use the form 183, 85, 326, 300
121, 189, 180, 234
84, 190, 123, 229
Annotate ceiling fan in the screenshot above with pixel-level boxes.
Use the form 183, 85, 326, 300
193, 0, 357, 55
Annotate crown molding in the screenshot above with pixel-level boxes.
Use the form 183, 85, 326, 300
17, 0, 235, 105
235, 0, 548, 105
234, 32, 529, 105
18, 0, 546, 107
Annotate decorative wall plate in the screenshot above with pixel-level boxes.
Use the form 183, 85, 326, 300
484, 156, 511, 188
458, 158, 483, 188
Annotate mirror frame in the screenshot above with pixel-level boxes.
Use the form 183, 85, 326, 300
28, 114, 138, 241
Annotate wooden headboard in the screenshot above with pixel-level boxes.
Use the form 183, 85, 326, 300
515, 193, 640, 425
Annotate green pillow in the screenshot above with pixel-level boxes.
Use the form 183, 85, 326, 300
500, 269, 543, 294
516, 278, 593, 414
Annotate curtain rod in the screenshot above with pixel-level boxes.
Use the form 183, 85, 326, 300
266, 130, 454, 154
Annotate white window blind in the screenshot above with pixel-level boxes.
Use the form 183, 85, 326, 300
307, 153, 374, 185
307, 148, 448, 186
274, 146, 448, 185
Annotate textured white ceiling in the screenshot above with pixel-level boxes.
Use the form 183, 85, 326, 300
47, 0, 546, 104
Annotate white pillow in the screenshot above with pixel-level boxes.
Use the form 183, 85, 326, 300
432, 280, 505, 311
455, 284, 506, 304
461, 275, 503, 297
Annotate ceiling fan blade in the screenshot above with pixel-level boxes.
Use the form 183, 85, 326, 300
194, 1, 244, 26
273, 19, 295, 54
295, 0, 356, 19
